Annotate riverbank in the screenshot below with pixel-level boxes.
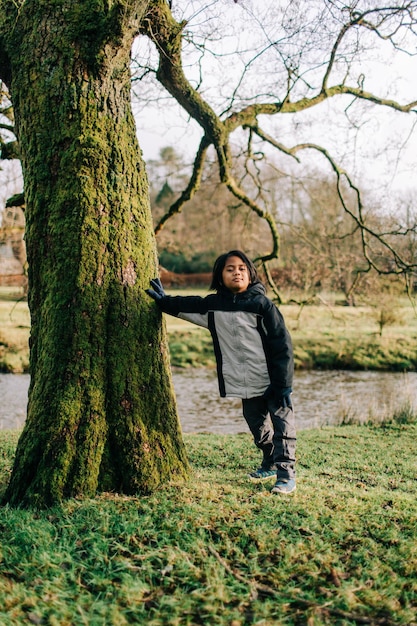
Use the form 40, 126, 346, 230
3, 369, 417, 433
1, 290, 417, 372
1, 421, 416, 624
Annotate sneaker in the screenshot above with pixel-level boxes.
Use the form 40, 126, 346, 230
248, 467, 277, 482
271, 478, 296, 495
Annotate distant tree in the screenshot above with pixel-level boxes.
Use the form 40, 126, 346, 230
150, 146, 269, 269
376, 305, 399, 337
271, 172, 373, 302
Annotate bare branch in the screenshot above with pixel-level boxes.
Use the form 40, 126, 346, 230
285, 141, 417, 275
140, 0, 417, 293
154, 136, 209, 234
0, 139, 19, 159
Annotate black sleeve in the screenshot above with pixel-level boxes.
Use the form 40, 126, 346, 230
263, 301, 294, 388
157, 295, 209, 317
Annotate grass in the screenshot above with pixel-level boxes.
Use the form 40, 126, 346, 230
0, 290, 30, 373
285, 301, 417, 371
1, 420, 417, 625
167, 293, 417, 371
2, 289, 416, 373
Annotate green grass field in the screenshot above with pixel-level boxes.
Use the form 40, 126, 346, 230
0, 290, 30, 373
1, 287, 416, 373
1, 421, 416, 625
161, 288, 417, 371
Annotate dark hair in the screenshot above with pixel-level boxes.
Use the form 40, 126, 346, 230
210, 250, 258, 291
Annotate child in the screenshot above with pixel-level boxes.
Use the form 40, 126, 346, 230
146, 250, 296, 494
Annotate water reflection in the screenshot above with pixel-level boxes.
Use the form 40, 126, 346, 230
0, 373, 30, 430
172, 368, 417, 434
1, 369, 416, 434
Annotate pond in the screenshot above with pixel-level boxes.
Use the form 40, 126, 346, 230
1, 369, 416, 434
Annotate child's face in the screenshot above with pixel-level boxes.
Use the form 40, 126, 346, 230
221, 256, 250, 293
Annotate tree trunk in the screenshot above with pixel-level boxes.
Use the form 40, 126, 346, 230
0, 0, 188, 507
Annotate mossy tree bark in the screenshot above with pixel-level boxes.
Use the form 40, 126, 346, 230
0, 0, 188, 507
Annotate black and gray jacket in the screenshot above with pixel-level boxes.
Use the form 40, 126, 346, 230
158, 282, 294, 399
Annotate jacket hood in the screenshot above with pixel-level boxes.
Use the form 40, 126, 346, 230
247, 281, 266, 296
219, 280, 266, 298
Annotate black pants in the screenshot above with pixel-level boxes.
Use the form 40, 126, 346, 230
242, 396, 296, 480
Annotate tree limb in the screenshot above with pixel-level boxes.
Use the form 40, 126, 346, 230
154, 136, 209, 234
141, 0, 417, 297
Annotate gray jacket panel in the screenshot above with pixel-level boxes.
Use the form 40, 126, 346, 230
159, 282, 293, 399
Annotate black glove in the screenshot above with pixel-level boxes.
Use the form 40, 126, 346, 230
263, 385, 293, 409
146, 278, 166, 303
